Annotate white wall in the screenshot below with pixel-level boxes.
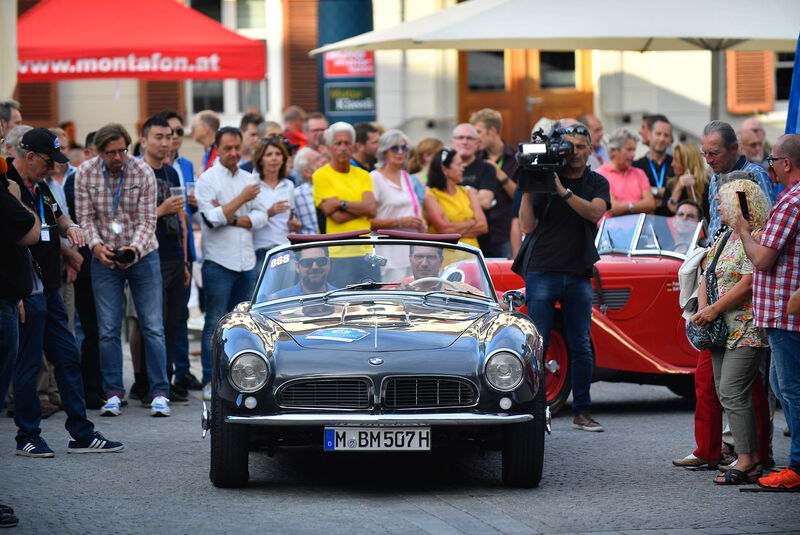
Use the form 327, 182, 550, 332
58, 80, 139, 146
373, 0, 458, 145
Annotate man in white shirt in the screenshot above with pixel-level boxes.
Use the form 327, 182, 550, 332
195, 127, 268, 399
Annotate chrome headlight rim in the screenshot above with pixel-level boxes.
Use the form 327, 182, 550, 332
484, 349, 525, 392
227, 349, 270, 393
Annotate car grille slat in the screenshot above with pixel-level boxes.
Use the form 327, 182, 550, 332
277, 379, 370, 409
384, 377, 476, 408
592, 288, 630, 310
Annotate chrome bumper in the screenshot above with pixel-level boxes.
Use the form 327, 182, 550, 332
225, 412, 533, 426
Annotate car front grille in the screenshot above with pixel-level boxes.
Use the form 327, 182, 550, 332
383, 377, 477, 408
277, 378, 371, 409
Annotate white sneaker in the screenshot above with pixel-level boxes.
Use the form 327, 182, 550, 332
150, 395, 171, 417
202, 383, 212, 401
100, 395, 122, 416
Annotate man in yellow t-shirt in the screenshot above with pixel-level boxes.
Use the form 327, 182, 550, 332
312, 121, 378, 286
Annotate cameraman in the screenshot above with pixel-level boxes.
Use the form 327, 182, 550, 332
513, 124, 610, 432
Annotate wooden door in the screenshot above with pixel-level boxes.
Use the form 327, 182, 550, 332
458, 49, 593, 145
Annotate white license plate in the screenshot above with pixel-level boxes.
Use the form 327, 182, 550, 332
323, 427, 431, 451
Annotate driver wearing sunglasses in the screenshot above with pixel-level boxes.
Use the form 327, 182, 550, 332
272, 247, 336, 298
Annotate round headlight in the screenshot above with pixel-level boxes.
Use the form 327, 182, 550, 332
229, 351, 269, 392
485, 351, 524, 392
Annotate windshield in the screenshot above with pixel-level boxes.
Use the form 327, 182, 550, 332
253, 241, 496, 305
596, 214, 703, 257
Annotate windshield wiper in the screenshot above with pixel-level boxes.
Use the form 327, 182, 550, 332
322, 281, 395, 302
422, 288, 492, 302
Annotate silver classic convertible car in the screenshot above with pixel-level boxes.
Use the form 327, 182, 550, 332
202, 231, 547, 488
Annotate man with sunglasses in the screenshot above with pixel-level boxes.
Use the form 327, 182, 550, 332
702, 120, 775, 239
273, 248, 335, 298
514, 121, 610, 432
8, 128, 124, 455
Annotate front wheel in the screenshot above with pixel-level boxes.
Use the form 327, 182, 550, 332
545, 329, 571, 415
502, 385, 545, 488
209, 384, 249, 488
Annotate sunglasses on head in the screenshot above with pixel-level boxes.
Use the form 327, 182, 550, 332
297, 257, 329, 268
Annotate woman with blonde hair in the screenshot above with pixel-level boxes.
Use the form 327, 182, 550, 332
665, 142, 710, 220
407, 137, 444, 184
690, 174, 770, 485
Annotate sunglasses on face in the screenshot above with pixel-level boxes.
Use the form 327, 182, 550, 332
389, 144, 408, 154
172, 127, 184, 137
297, 257, 329, 268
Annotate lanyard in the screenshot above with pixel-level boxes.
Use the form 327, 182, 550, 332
648, 158, 666, 188
26, 184, 47, 224
102, 162, 125, 215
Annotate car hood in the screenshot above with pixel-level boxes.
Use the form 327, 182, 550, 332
257, 298, 490, 351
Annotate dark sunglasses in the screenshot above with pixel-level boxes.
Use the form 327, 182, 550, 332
559, 124, 591, 142
172, 127, 184, 137
297, 257, 329, 268
389, 144, 408, 154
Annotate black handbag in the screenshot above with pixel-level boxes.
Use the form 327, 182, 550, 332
685, 230, 732, 350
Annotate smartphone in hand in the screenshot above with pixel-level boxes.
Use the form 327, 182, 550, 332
737, 191, 750, 221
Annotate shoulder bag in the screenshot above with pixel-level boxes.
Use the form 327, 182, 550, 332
685, 229, 732, 350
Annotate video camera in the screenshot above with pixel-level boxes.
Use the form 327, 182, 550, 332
513, 127, 577, 192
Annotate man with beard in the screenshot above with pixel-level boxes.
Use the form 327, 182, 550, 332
273, 247, 335, 298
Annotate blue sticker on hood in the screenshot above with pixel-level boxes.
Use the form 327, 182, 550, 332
307, 327, 369, 342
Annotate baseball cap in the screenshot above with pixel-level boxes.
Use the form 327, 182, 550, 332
19, 128, 69, 164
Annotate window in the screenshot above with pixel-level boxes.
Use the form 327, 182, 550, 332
539, 52, 575, 89
776, 52, 795, 101
191, 0, 221, 21
192, 81, 224, 113
237, 0, 265, 28
467, 51, 506, 92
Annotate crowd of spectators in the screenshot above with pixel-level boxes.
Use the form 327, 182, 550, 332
1, 96, 798, 496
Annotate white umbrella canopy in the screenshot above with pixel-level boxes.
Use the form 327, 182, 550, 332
311, 0, 800, 55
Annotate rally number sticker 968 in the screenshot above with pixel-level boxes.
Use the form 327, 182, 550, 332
269, 253, 291, 269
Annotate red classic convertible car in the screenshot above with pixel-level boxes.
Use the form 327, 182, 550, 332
485, 214, 705, 414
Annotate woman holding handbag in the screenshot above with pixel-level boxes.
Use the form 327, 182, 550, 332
690, 175, 770, 485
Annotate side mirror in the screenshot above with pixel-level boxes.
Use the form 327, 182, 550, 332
502, 290, 525, 310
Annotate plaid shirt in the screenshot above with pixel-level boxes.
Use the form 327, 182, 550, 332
752, 179, 800, 331
75, 155, 159, 259
294, 181, 318, 234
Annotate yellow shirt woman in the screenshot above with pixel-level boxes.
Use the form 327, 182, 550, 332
427, 185, 479, 248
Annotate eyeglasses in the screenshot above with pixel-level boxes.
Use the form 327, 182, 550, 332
701, 149, 722, 158
389, 144, 408, 154
297, 257, 329, 268
103, 148, 128, 158
411, 254, 441, 262
34, 153, 54, 168
675, 211, 699, 220
172, 127, 184, 137
453, 135, 478, 142
766, 156, 788, 168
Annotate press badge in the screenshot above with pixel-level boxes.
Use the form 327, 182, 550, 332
40, 226, 50, 242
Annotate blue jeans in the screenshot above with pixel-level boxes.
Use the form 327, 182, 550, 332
0, 300, 19, 410
766, 328, 800, 468
14, 290, 94, 442
91, 252, 169, 398
525, 271, 594, 416
200, 260, 258, 385
172, 264, 192, 380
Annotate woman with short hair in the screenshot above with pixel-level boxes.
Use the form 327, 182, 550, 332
597, 128, 656, 218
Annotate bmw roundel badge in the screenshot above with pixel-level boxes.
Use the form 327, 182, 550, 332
368, 357, 384, 365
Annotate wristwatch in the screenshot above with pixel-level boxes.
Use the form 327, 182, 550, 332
561, 189, 573, 201
339, 200, 348, 212
231, 215, 239, 226
499, 176, 510, 185
627, 202, 634, 214
667, 198, 678, 206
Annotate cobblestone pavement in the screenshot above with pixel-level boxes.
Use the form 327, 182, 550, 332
0, 345, 797, 535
